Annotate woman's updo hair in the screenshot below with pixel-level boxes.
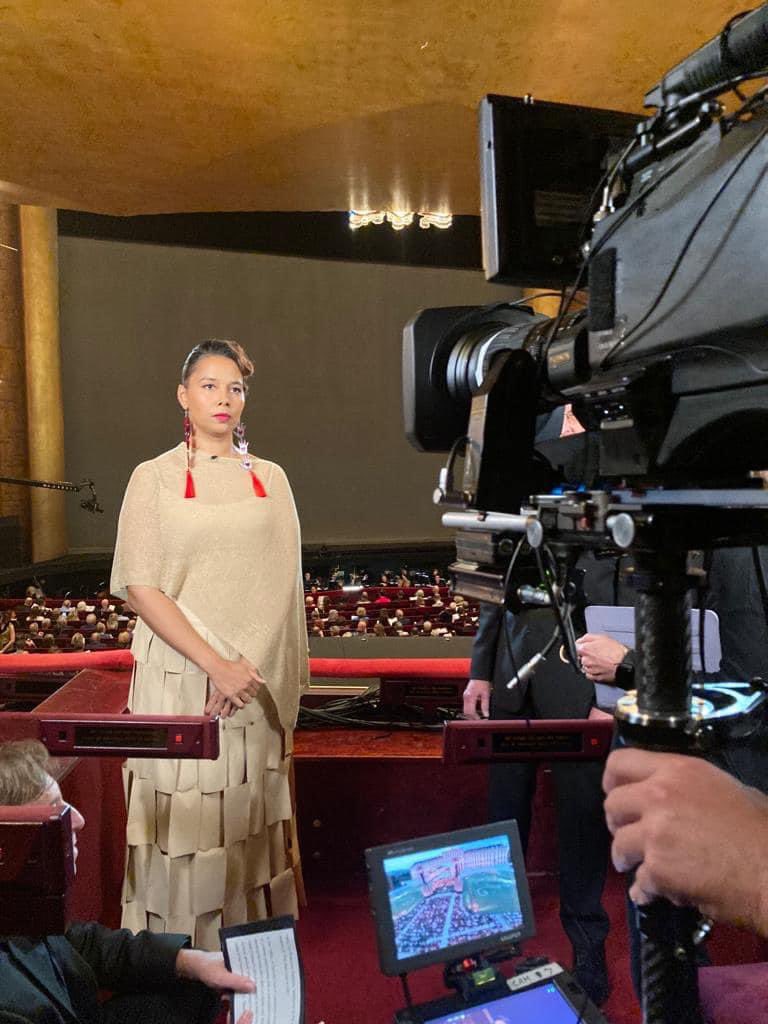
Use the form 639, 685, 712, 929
181, 339, 254, 390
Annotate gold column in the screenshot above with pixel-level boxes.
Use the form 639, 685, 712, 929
19, 205, 67, 562
523, 288, 562, 319
0, 205, 30, 560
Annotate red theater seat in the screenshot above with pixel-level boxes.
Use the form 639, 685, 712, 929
699, 963, 768, 1024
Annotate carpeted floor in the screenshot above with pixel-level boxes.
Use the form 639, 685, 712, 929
296, 868, 642, 1024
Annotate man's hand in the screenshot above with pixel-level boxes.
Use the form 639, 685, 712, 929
576, 633, 627, 683
603, 748, 768, 935
463, 678, 491, 719
175, 949, 255, 995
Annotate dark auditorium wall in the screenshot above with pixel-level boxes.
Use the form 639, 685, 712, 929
57, 238, 521, 550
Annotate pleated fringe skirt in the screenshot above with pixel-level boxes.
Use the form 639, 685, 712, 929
121, 611, 300, 950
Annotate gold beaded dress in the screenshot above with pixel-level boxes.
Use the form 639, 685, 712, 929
110, 443, 309, 949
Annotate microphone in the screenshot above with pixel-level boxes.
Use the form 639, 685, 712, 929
507, 652, 546, 690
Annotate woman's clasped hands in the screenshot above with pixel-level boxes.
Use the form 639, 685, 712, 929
205, 655, 264, 718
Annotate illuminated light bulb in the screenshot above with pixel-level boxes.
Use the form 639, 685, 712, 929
428, 211, 453, 229
386, 210, 414, 230
349, 209, 384, 230
418, 211, 453, 229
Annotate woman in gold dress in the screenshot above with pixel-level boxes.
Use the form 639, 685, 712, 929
111, 339, 308, 949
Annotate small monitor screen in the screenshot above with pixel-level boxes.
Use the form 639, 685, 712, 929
423, 982, 583, 1024
479, 94, 641, 288
367, 821, 534, 975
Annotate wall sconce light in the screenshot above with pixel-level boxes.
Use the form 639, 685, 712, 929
349, 209, 453, 231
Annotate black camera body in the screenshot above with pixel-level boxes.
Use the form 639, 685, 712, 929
404, 104, 768, 514
575, 109, 768, 486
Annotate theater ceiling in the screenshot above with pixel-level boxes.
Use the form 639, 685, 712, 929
0, 1, 750, 216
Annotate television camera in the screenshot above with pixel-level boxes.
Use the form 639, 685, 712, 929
403, 6, 768, 1024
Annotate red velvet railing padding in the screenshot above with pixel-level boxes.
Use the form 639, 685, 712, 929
0, 650, 471, 679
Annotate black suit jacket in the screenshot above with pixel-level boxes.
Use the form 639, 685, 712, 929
0, 922, 188, 1024
470, 552, 636, 720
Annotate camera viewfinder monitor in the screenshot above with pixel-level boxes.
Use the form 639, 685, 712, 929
480, 94, 642, 288
366, 820, 534, 976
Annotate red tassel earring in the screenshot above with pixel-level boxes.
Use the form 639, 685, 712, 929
234, 421, 267, 497
184, 411, 196, 498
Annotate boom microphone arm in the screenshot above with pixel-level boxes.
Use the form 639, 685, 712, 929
645, 4, 768, 109
0, 475, 103, 514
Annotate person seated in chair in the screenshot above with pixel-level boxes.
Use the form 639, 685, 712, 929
70, 632, 86, 652
325, 608, 347, 630
0, 739, 254, 1024
86, 632, 106, 652
390, 608, 409, 629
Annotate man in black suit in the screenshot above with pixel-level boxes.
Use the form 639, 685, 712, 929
462, 407, 626, 1007
464, 580, 615, 1006
0, 740, 254, 1024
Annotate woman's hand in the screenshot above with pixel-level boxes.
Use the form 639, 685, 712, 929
205, 656, 264, 717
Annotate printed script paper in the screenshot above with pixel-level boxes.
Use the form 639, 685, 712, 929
226, 926, 302, 1024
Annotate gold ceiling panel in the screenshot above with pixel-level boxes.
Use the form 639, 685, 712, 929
0, 0, 749, 215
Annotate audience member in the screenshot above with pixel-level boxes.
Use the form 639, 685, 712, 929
0, 612, 16, 655
70, 632, 86, 651
117, 630, 132, 649
0, 739, 255, 1024
355, 619, 369, 636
